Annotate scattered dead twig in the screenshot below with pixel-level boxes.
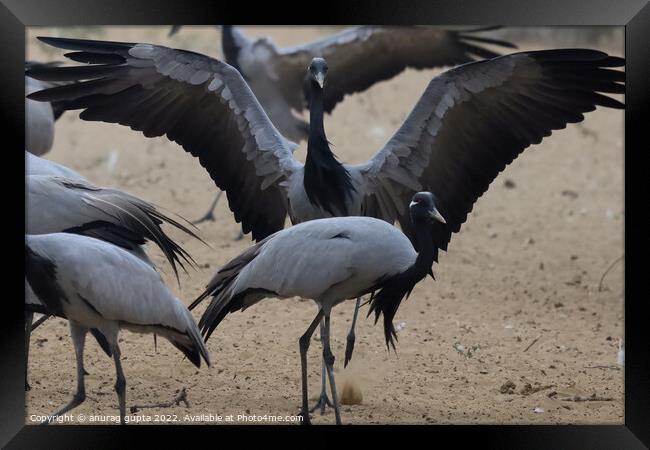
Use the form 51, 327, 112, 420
598, 254, 624, 292
129, 387, 189, 413
523, 334, 541, 352
561, 394, 615, 402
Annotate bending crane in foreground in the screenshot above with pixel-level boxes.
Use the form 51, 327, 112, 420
26, 232, 210, 425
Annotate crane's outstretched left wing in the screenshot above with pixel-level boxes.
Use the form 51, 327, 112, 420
27, 37, 301, 242
350, 49, 624, 259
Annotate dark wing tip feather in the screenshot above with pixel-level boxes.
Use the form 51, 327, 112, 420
528, 48, 613, 62
459, 43, 503, 61
457, 25, 503, 33
64, 51, 127, 65
530, 48, 625, 108
30, 35, 292, 243
37, 36, 136, 52
26, 63, 124, 82
457, 33, 518, 50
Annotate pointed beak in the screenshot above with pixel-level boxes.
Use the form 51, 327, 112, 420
314, 72, 325, 89
428, 208, 446, 224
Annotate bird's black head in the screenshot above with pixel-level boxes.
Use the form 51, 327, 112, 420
308, 57, 328, 89
409, 192, 446, 225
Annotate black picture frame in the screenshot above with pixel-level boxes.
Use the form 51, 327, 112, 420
4, 0, 648, 447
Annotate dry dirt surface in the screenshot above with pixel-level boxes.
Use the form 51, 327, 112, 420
25, 26, 624, 425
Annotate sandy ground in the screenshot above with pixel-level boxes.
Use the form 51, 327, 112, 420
25, 26, 624, 425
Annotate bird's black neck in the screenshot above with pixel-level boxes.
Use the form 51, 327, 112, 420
304, 80, 355, 216
411, 219, 436, 280
308, 81, 327, 136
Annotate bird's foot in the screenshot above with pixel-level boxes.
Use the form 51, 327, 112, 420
309, 391, 335, 415
192, 211, 216, 225
233, 231, 245, 241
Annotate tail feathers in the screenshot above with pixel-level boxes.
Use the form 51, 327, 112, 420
189, 283, 218, 311
198, 287, 274, 343
171, 341, 201, 367
61, 178, 206, 280
198, 287, 243, 342
190, 237, 269, 312
192, 238, 272, 342
64, 220, 146, 251
171, 325, 210, 368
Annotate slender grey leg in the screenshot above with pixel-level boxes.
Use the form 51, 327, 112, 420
309, 319, 334, 414
322, 314, 342, 425
234, 230, 245, 241
25, 311, 33, 391
112, 343, 127, 425
192, 190, 223, 225
298, 309, 325, 425
344, 297, 362, 367
45, 322, 87, 424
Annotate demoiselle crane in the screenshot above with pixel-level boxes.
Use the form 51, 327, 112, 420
169, 25, 516, 223
26, 150, 84, 179
190, 191, 445, 425
25, 167, 203, 390
26, 37, 625, 412
25, 232, 210, 425
25, 62, 72, 155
